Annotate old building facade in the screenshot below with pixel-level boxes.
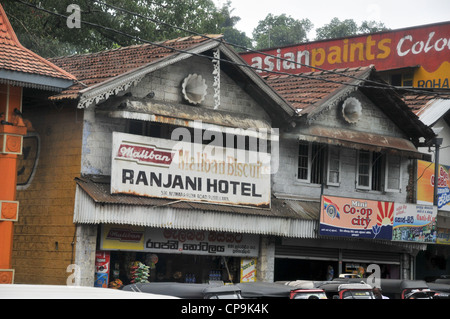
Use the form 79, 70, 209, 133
4, 13, 444, 285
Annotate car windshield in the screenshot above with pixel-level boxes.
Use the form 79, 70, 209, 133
342, 290, 374, 299
293, 292, 328, 299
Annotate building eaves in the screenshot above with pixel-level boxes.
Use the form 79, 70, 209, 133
0, 4, 76, 89
403, 93, 450, 126
48, 35, 224, 106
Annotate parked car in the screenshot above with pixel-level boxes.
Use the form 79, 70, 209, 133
426, 280, 450, 299
123, 282, 242, 299
236, 282, 292, 299
342, 278, 436, 299
318, 282, 375, 299
279, 280, 327, 299
0, 284, 178, 299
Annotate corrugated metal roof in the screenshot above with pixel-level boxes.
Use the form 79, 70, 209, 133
416, 99, 450, 126
74, 176, 319, 238
296, 125, 425, 159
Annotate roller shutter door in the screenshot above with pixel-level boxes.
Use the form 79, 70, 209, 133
276, 245, 401, 265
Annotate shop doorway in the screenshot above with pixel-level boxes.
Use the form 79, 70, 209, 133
107, 251, 241, 287
274, 258, 338, 281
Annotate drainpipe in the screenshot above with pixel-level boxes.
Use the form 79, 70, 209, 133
433, 137, 443, 207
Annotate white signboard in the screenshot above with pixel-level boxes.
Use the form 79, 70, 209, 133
111, 132, 271, 208
392, 203, 438, 243
144, 229, 259, 257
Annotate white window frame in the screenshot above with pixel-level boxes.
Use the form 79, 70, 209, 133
384, 154, 402, 192
327, 146, 341, 186
297, 141, 311, 183
356, 150, 372, 190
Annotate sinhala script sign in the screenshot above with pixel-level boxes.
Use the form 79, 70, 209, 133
111, 132, 271, 208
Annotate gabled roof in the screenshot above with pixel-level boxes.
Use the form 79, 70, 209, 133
265, 66, 371, 116
266, 66, 435, 143
49, 35, 223, 102
48, 35, 294, 120
0, 4, 75, 90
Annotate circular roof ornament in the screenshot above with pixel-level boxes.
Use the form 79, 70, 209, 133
342, 97, 362, 124
181, 74, 208, 105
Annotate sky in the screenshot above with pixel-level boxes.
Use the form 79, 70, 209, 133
214, 0, 450, 40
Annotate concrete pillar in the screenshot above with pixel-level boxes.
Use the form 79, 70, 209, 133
73, 224, 98, 286
401, 253, 412, 280
257, 236, 276, 282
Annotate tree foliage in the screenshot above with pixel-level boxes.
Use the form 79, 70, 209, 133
2, 0, 250, 57
252, 14, 313, 49
315, 17, 389, 41
2, 1, 390, 57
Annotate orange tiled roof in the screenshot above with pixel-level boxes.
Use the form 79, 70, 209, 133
0, 4, 75, 82
265, 67, 371, 115
49, 35, 223, 100
402, 93, 450, 115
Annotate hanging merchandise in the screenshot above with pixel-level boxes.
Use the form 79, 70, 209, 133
130, 261, 150, 283
109, 279, 123, 289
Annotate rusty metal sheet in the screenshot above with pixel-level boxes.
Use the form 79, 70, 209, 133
96, 96, 272, 131
298, 125, 425, 159
75, 176, 306, 220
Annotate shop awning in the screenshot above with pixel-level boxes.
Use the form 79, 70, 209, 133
74, 176, 317, 238
297, 125, 426, 159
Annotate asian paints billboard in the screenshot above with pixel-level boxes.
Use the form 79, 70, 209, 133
241, 22, 450, 89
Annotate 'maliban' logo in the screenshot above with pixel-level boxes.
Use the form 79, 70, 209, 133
106, 228, 144, 242
117, 143, 175, 166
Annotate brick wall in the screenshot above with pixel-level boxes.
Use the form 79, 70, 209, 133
12, 103, 83, 285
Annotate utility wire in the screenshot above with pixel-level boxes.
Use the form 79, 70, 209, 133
14, 0, 450, 97
91, 0, 450, 98
13, 0, 376, 89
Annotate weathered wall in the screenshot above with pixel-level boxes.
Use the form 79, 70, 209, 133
273, 91, 412, 203
13, 104, 82, 285
81, 55, 271, 176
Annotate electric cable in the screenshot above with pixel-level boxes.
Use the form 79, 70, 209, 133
13, 0, 450, 98
91, 0, 450, 97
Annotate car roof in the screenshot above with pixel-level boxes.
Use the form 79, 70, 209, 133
123, 282, 240, 299
0, 284, 179, 299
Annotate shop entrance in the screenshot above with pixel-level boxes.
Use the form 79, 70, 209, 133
107, 251, 241, 287
275, 258, 338, 281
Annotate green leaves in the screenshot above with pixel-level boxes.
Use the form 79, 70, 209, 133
252, 14, 313, 49
315, 17, 389, 41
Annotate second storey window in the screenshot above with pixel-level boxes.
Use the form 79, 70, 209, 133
357, 150, 383, 191
297, 141, 330, 185
356, 150, 401, 192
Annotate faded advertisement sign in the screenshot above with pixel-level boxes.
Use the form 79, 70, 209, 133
319, 196, 394, 240
100, 225, 259, 257
417, 160, 450, 211
100, 224, 146, 251
392, 203, 437, 243
144, 229, 259, 257
437, 228, 450, 245
111, 132, 271, 208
